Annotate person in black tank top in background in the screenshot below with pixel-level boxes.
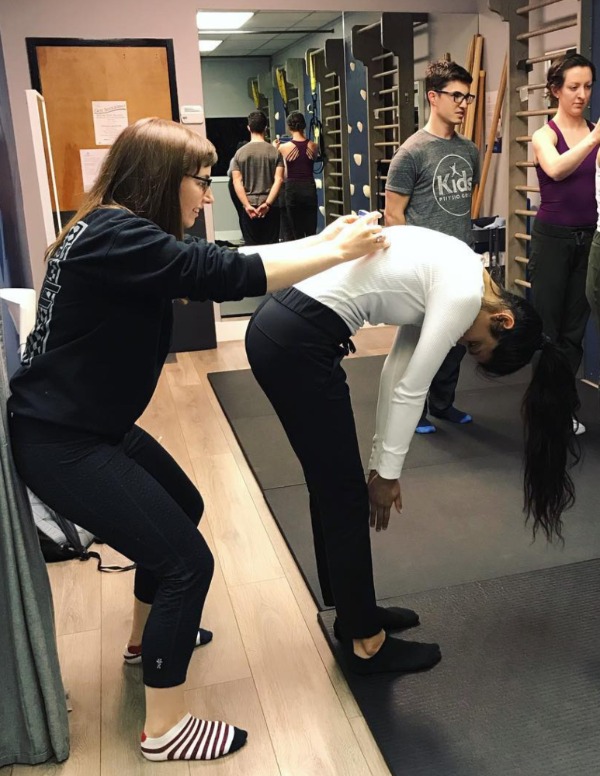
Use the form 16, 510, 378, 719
530, 54, 600, 435
278, 111, 319, 238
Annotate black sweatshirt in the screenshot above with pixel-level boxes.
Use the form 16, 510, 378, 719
8, 208, 266, 439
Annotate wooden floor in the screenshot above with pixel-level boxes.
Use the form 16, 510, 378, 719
9, 326, 396, 776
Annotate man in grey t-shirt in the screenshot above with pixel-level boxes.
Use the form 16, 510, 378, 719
385, 60, 480, 433
231, 111, 284, 245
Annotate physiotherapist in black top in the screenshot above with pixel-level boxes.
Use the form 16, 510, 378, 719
7, 117, 388, 764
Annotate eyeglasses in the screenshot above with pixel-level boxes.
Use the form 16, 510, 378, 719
188, 174, 213, 189
433, 90, 476, 105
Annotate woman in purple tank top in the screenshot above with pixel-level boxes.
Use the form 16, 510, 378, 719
530, 54, 600, 435
279, 111, 319, 238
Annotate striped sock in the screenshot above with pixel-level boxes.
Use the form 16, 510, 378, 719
141, 713, 247, 761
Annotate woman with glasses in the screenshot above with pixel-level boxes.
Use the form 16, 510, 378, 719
385, 60, 480, 435
530, 53, 599, 435
7, 117, 387, 763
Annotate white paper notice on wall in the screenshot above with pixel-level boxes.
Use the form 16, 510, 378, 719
80, 148, 109, 192
92, 100, 128, 145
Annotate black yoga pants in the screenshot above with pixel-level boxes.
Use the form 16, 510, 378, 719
529, 219, 593, 374
285, 180, 318, 239
245, 293, 381, 640
240, 206, 280, 246
9, 415, 213, 688
426, 343, 466, 415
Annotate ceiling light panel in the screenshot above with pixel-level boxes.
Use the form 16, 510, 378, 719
196, 11, 254, 30
198, 39, 223, 52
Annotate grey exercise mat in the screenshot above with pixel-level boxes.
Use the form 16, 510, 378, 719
265, 447, 600, 603
208, 356, 600, 607
227, 383, 528, 491
207, 356, 530, 491
318, 559, 600, 776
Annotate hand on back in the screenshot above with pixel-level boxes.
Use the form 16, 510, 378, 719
330, 211, 390, 260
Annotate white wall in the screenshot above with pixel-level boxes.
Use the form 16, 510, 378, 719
202, 56, 271, 118
414, 14, 479, 78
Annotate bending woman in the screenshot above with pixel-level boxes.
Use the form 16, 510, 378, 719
245, 225, 580, 676
7, 118, 386, 763
530, 53, 599, 434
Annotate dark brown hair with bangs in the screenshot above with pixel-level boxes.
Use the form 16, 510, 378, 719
45, 117, 217, 258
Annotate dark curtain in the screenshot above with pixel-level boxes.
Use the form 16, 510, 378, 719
0, 308, 69, 766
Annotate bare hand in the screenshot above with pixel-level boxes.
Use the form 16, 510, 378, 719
332, 211, 390, 261
244, 204, 259, 219
320, 214, 359, 241
256, 202, 271, 218
368, 470, 402, 532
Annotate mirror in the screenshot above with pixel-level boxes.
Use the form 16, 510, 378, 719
198, 10, 479, 319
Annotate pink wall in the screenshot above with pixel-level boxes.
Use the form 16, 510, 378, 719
0, 0, 479, 286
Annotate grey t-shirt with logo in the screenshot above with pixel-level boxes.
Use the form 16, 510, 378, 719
386, 129, 480, 245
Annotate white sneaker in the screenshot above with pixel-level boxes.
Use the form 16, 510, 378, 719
573, 418, 586, 435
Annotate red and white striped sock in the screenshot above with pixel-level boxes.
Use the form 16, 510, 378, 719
141, 713, 247, 761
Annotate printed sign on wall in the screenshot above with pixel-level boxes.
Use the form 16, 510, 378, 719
92, 101, 128, 146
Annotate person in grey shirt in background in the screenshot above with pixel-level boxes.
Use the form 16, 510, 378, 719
385, 60, 480, 434
231, 111, 284, 245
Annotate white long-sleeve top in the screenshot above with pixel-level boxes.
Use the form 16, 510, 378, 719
294, 225, 484, 479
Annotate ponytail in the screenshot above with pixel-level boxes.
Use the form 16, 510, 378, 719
477, 286, 582, 541
521, 341, 581, 541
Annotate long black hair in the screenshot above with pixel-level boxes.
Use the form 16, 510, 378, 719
478, 287, 580, 541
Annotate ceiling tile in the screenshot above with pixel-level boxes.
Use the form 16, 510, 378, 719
199, 10, 341, 57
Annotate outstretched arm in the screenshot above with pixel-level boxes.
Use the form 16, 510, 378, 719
367, 286, 481, 528
367, 325, 419, 531
239, 212, 389, 291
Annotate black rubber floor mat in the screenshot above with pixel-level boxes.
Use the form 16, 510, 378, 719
318, 559, 600, 776
207, 357, 530, 491
208, 358, 600, 608
264, 445, 600, 606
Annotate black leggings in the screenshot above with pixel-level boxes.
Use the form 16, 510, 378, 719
9, 415, 213, 688
529, 219, 593, 374
246, 290, 380, 640
285, 180, 318, 239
